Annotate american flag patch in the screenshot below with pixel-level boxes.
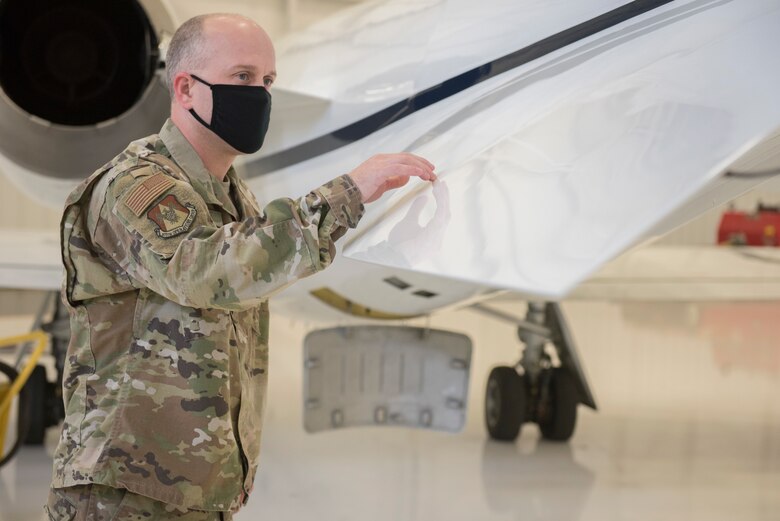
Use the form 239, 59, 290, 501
124, 173, 175, 216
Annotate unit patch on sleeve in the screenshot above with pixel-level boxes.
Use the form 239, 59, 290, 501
147, 194, 197, 238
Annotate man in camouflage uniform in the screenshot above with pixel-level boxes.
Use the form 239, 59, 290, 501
46, 13, 436, 520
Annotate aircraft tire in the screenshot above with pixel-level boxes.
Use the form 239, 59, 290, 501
0, 361, 29, 468
539, 368, 578, 442
485, 366, 525, 442
22, 365, 48, 445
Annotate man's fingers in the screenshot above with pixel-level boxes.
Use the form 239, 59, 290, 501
406, 156, 436, 175
380, 153, 435, 174
351, 153, 436, 204
388, 164, 435, 182
398, 153, 435, 171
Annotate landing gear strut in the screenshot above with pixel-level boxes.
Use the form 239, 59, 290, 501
475, 302, 596, 442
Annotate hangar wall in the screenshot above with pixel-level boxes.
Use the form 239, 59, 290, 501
0, 179, 59, 315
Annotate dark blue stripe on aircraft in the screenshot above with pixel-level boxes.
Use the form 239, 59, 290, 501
249, 0, 674, 176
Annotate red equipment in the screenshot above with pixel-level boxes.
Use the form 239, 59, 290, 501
718, 203, 780, 246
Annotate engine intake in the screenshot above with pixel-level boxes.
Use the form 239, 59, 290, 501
0, 0, 158, 126
0, 0, 174, 193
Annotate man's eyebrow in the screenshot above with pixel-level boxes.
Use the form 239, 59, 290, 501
229, 65, 276, 77
227, 64, 255, 73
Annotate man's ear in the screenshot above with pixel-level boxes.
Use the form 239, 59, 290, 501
173, 73, 195, 109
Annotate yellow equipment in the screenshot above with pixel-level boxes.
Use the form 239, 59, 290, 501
0, 331, 48, 467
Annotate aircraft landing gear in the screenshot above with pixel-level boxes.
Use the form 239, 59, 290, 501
485, 366, 525, 441
475, 302, 597, 443
537, 367, 579, 441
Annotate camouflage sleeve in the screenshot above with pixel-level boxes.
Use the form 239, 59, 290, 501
93, 168, 364, 311
307, 175, 364, 264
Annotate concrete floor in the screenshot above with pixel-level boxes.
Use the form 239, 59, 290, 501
1, 300, 779, 520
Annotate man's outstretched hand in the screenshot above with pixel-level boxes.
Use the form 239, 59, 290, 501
347, 153, 437, 203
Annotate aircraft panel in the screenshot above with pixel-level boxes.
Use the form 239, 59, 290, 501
343, 0, 780, 298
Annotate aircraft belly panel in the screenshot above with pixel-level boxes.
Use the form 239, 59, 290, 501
303, 326, 472, 434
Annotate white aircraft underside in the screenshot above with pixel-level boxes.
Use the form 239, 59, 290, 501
246, 0, 780, 302
0, 0, 779, 320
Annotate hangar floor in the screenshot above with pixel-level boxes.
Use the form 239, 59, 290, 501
0, 300, 778, 521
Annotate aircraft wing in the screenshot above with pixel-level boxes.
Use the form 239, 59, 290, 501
0, 0, 778, 308
338, 0, 780, 299
4, 229, 780, 304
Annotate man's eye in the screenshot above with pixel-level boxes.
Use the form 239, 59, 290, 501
263, 77, 274, 87
237, 73, 249, 81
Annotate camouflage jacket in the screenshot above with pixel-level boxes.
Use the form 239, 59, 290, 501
53, 119, 364, 511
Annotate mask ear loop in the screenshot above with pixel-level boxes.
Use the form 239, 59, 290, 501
189, 74, 212, 87
188, 74, 214, 129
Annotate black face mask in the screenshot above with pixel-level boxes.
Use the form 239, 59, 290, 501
188, 74, 272, 154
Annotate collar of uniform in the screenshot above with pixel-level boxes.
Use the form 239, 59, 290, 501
159, 119, 239, 219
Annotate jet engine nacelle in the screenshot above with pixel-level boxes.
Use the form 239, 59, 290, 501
0, 0, 176, 206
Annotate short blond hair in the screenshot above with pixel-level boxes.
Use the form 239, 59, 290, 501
165, 13, 258, 98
